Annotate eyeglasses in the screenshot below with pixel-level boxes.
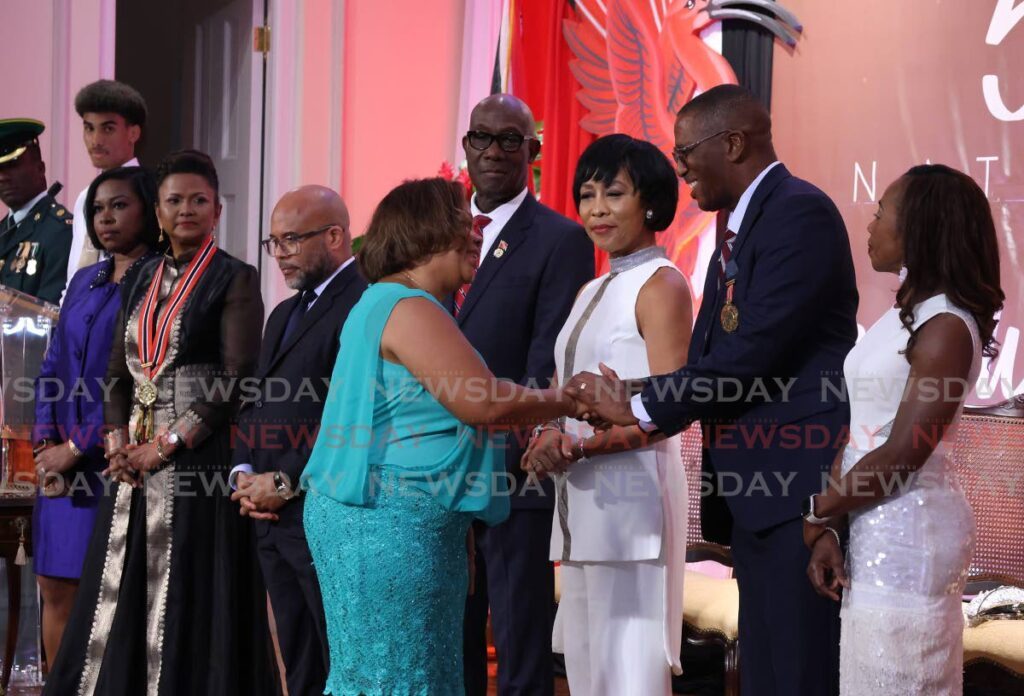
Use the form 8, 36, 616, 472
672, 130, 729, 166
465, 130, 538, 153
260, 224, 336, 256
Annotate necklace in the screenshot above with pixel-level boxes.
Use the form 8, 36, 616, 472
400, 270, 423, 289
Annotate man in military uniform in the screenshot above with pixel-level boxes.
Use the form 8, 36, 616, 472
0, 119, 72, 305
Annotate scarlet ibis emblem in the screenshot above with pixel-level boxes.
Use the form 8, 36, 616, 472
565, 0, 802, 303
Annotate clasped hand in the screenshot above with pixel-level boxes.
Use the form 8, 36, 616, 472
521, 428, 580, 478
102, 443, 164, 488
563, 363, 639, 429
231, 472, 286, 521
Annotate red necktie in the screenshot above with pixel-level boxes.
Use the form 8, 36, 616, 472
453, 214, 491, 316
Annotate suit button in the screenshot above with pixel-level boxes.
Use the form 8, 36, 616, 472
255, 400, 263, 409
74, 349, 83, 359
84, 313, 94, 324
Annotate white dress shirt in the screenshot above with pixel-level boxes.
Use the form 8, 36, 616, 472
471, 187, 529, 265
9, 190, 49, 225
630, 161, 781, 429
69, 156, 141, 290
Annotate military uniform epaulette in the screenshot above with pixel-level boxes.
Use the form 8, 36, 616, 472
0, 193, 74, 304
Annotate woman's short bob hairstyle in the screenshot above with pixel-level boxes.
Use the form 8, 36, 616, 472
358, 177, 472, 282
84, 165, 162, 252
572, 134, 679, 231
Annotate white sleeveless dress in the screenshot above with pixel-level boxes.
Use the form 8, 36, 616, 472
839, 294, 979, 695
549, 251, 688, 693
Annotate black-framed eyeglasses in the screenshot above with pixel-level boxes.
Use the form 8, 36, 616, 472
672, 130, 729, 166
260, 224, 336, 256
465, 130, 538, 153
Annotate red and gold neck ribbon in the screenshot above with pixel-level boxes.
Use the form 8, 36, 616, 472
137, 235, 217, 380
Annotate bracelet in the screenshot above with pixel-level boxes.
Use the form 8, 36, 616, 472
155, 438, 173, 463
531, 422, 563, 440
822, 527, 842, 548
66, 439, 83, 458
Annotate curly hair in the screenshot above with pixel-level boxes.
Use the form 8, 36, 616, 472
74, 80, 148, 127
895, 164, 1004, 359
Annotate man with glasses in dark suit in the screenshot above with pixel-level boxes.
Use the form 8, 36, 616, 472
457, 94, 594, 696
230, 185, 367, 696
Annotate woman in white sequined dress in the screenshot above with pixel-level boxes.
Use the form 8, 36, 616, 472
802, 164, 1005, 695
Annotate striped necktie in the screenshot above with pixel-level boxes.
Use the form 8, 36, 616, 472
718, 229, 737, 284
453, 214, 491, 316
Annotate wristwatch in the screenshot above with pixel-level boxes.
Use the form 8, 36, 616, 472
165, 431, 183, 448
801, 494, 829, 525
274, 471, 296, 501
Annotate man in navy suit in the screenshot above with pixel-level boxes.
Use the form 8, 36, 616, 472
566, 85, 857, 695
458, 94, 594, 696
230, 185, 367, 696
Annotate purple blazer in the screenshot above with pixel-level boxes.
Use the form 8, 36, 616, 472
33, 259, 138, 481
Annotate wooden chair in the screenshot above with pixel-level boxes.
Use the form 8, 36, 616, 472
953, 395, 1024, 692
680, 424, 740, 696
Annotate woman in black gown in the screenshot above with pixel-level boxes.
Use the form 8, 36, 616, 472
44, 150, 278, 695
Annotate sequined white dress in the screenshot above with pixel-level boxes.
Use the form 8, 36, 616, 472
839, 294, 978, 695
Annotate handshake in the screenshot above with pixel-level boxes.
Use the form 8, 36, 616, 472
521, 364, 646, 477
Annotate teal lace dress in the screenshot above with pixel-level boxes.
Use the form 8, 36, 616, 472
302, 283, 509, 696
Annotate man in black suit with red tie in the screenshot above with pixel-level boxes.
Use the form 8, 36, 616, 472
457, 94, 595, 696
230, 185, 366, 696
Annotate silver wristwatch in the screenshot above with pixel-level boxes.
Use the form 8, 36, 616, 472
273, 471, 296, 501
801, 494, 829, 525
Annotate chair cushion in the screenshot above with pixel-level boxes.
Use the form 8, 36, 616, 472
963, 620, 1024, 676
683, 569, 739, 640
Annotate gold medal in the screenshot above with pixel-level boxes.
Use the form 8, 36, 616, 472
720, 280, 739, 333
137, 380, 158, 407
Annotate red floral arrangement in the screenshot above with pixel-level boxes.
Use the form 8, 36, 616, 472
437, 161, 473, 201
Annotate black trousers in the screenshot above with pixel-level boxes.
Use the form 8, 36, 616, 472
257, 522, 330, 696
463, 508, 555, 696
731, 518, 841, 696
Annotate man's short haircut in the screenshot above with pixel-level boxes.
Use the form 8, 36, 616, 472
677, 84, 768, 133
74, 80, 148, 128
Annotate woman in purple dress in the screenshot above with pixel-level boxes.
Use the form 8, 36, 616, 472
32, 165, 161, 668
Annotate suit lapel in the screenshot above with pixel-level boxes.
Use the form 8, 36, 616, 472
455, 194, 536, 326
265, 262, 359, 372
729, 164, 790, 262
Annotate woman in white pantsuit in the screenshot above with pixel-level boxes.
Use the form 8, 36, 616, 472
524, 134, 692, 695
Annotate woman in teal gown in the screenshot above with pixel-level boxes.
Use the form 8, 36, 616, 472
303, 179, 582, 696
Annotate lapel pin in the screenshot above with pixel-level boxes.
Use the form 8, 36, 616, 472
33, 213, 41, 222
493, 240, 508, 259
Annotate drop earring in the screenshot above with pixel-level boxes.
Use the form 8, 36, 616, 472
159, 228, 166, 242
645, 210, 654, 221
